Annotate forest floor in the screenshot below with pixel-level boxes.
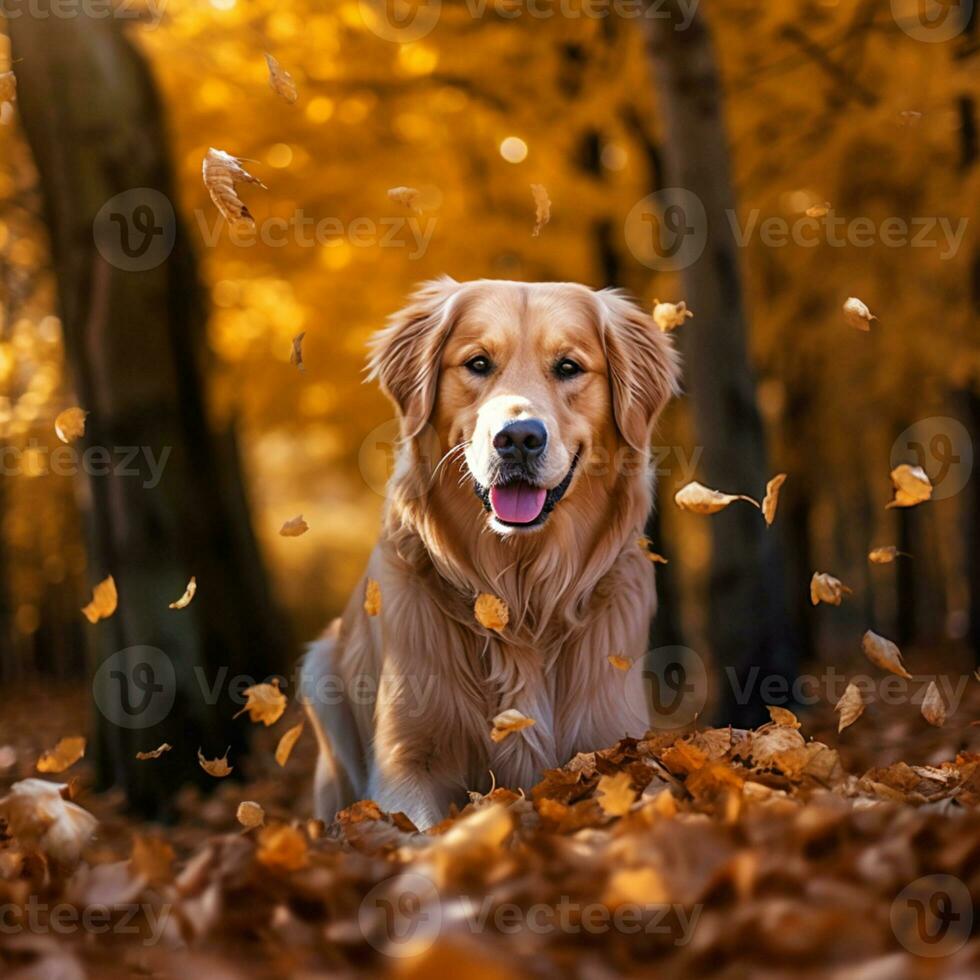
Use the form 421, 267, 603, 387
0, 643, 979, 978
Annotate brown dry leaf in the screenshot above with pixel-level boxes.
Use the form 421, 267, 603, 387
674, 481, 759, 514
886, 464, 932, 509
363, 578, 382, 616
36, 736, 86, 774
652, 299, 694, 332
920, 681, 946, 727
491, 709, 535, 742
135, 743, 172, 761
169, 576, 197, 609
275, 722, 304, 766
82, 574, 117, 623
810, 572, 853, 606
234, 681, 287, 726
279, 514, 309, 537
0, 71, 16, 103
637, 537, 668, 563
236, 801, 266, 829
475, 592, 509, 631
530, 183, 551, 237
0, 779, 96, 865
608, 654, 631, 671
264, 52, 298, 104
130, 836, 175, 884
835, 682, 865, 733
605, 866, 670, 907
597, 771, 636, 817
842, 296, 876, 330
767, 706, 800, 728
198, 747, 233, 778
387, 186, 421, 213
862, 630, 912, 679
805, 201, 831, 217
257, 823, 309, 871
202, 148, 267, 227
868, 545, 909, 564
762, 473, 787, 526
54, 407, 87, 444
290, 331, 306, 372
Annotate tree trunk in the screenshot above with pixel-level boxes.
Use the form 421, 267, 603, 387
8, 6, 289, 816
642, 6, 796, 724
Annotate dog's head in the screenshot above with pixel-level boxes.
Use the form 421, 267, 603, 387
369, 278, 679, 535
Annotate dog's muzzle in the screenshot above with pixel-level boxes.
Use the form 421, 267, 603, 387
473, 456, 578, 527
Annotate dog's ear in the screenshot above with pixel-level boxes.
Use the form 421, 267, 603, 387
595, 289, 681, 452
367, 277, 461, 438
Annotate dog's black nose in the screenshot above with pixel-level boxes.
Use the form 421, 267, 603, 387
493, 419, 548, 463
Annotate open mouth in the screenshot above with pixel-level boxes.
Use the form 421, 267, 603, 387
474, 457, 578, 528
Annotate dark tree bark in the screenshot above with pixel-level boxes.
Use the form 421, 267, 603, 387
642, 5, 796, 724
8, 4, 289, 816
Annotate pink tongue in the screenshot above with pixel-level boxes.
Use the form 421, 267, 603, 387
490, 482, 547, 524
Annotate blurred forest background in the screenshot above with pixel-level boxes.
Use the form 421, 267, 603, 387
0, 0, 977, 809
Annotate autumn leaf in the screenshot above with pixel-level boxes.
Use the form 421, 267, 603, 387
868, 546, 909, 564
810, 572, 853, 606
475, 593, 509, 631
387, 186, 421, 213
835, 683, 864, 732
651, 299, 693, 332
674, 482, 759, 514
363, 578, 382, 616
490, 709, 535, 743
637, 537, 668, 563
130, 835, 175, 884
54, 407, 87, 444
767, 706, 800, 728
530, 183, 551, 237
36, 736, 86, 774
202, 148, 267, 228
762, 473, 787, 526
290, 331, 306, 372
81, 575, 117, 623
265, 53, 298, 104
886, 464, 932, 509
596, 771, 636, 817
237, 801, 266, 829
0, 779, 96, 866
920, 681, 946, 727
198, 747, 233, 778
805, 201, 831, 217
168, 576, 196, 609
0, 71, 16, 103
135, 743, 172, 761
275, 722, 304, 766
861, 630, 912, 679
257, 823, 309, 871
842, 296, 876, 330
279, 514, 309, 537
234, 681, 287, 726
608, 654, 631, 671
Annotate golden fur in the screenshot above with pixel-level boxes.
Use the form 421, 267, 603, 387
300, 278, 679, 828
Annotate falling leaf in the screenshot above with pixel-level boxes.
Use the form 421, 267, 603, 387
387, 186, 421, 213
264, 52, 298, 104
81, 575, 117, 623
842, 296, 876, 331
130, 836, 175, 884
237, 801, 266, 829
886, 464, 932, 509
275, 722, 304, 766
805, 202, 831, 218
0, 71, 16, 103
596, 771, 636, 817
810, 572, 853, 606
652, 299, 694, 333
920, 681, 946, 727
835, 683, 865, 732
475, 593, 509, 631
234, 681, 287, 726
290, 331, 306, 372
36, 736, 86, 774
608, 654, 631, 671
674, 482, 759, 515
202, 148, 267, 228
767, 706, 800, 728
0, 779, 96, 865
868, 546, 910, 564
279, 514, 309, 537
198, 747, 233, 778
490, 709, 535, 742
530, 183, 550, 237
762, 473, 787, 526
899, 109, 923, 126
135, 743, 172, 761
861, 630, 912, 680
636, 537, 668, 563
54, 407, 87, 444
363, 578, 382, 616
169, 576, 197, 609
257, 823, 309, 871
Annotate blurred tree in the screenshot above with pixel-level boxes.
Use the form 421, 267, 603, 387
8, 4, 288, 816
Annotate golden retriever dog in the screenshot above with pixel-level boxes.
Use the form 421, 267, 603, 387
300, 277, 679, 828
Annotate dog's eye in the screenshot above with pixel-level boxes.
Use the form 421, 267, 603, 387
555, 358, 583, 379
465, 355, 493, 376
